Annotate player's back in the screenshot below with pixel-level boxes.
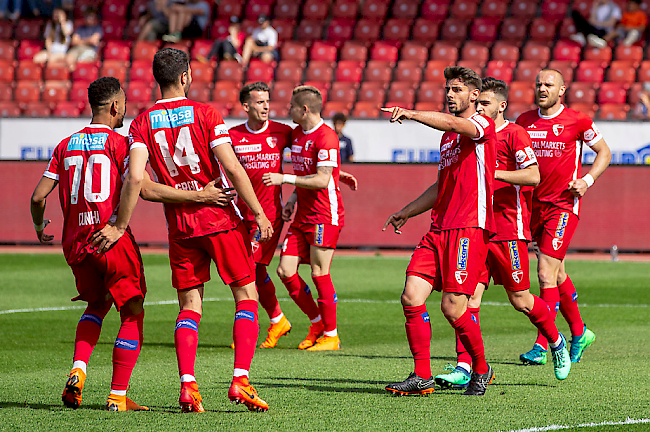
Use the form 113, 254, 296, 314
45, 125, 128, 265
129, 97, 240, 239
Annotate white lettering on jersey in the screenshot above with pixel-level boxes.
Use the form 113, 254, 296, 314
528, 131, 547, 139
234, 144, 262, 153
292, 145, 303, 153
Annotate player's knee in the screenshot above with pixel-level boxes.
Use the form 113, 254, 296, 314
121, 296, 144, 318
276, 265, 293, 279
310, 267, 328, 278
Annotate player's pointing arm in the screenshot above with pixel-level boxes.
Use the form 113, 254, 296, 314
380, 107, 482, 139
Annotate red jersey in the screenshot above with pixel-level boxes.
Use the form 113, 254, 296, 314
128, 97, 240, 239
492, 121, 538, 242
229, 120, 292, 224
516, 105, 602, 216
432, 112, 497, 232
44, 124, 129, 265
291, 120, 345, 227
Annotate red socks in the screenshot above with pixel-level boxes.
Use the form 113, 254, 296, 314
558, 276, 585, 337
535, 287, 560, 349
449, 309, 488, 375
256, 265, 282, 320
281, 273, 320, 320
73, 306, 110, 365
403, 305, 432, 378
111, 311, 144, 391
233, 300, 259, 373
456, 307, 480, 367
312, 274, 337, 333
175, 309, 201, 379
526, 294, 560, 344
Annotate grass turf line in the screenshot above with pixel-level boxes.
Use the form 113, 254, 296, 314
0, 254, 648, 432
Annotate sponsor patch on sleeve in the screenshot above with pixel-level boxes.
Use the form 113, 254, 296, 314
516, 150, 526, 163
318, 149, 329, 161
473, 114, 489, 128
215, 124, 228, 136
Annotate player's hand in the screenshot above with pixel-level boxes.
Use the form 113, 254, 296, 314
339, 170, 358, 191
382, 210, 409, 234
282, 200, 296, 222
380, 106, 413, 124
199, 178, 235, 206
35, 219, 54, 243
90, 223, 125, 254
568, 178, 588, 197
262, 172, 284, 186
254, 213, 274, 242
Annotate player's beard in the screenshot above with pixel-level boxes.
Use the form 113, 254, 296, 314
183, 79, 191, 97
115, 109, 125, 129
536, 93, 558, 109
448, 97, 469, 114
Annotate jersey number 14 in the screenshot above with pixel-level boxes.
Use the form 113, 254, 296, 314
154, 127, 200, 177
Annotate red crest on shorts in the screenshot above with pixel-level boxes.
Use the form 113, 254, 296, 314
251, 241, 260, 254
455, 270, 468, 284
512, 270, 524, 284
552, 238, 563, 251
552, 124, 564, 136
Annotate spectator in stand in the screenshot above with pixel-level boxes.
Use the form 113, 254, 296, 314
603, 0, 647, 46
65, 8, 102, 71
0, 0, 23, 20
198, 16, 245, 63
570, 0, 622, 48
162, 0, 210, 43
241, 15, 278, 67
33, 7, 73, 64
332, 113, 355, 162
138, 0, 170, 41
632, 83, 650, 120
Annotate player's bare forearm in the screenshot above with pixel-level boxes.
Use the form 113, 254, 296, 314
263, 166, 333, 190
496, 164, 540, 187
31, 177, 57, 243
402, 182, 439, 218
140, 174, 234, 205
228, 165, 265, 215
381, 107, 479, 138
587, 139, 611, 182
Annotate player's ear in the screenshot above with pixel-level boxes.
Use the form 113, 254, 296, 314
558, 85, 567, 97
499, 100, 507, 114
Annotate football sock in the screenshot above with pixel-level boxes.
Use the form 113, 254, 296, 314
526, 294, 560, 346
558, 276, 585, 337
111, 310, 143, 391
535, 287, 560, 350
233, 300, 259, 374
455, 307, 479, 367
281, 274, 320, 320
449, 309, 488, 375
72, 305, 110, 368
403, 305, 432, 379
312, 274, 337, 333
175, 309, 201, 380
256, 265, 282, 320
270, 312, 284, 324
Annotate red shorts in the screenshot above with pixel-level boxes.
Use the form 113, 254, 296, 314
531, 202, 579, 260
169, 223, 255, 289
479, 240, 531, 292
280, 222, 341, 264
406, 227, 489, 295
244, 218, 284, 266
70, 229, 146, 311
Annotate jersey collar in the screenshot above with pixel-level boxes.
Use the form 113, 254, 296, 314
156, 96, 187, 104
302, 119, 324, 135
245, 120, 269, 134
495, 120, 509, 133
538, 104, 565, 120
87, 124, 111, 130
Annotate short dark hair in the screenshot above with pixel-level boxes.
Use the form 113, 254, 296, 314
87, 77, 121, 108
292, 85, 323, 113
153, 48, 189, 89
332, 112, 347, 123
444, 66, 482, 91
240, 81, 270, 104
481, 77, 508, 101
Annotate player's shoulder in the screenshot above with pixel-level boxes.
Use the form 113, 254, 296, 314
504, 121, 528, 134
269, 120, 293, 134
515, 109, 539, 125
562, 106, 593, 123
228, 122, 248, 133
318, 122, 338, 138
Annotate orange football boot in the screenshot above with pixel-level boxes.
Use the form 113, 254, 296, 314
179, 381, 205, 413
228, 377, 269, 412
61, 367, 86, 409
298, 321, 324, 350
306, 335, 341, 351
106, 394, 149, 411
260, 315, 292, 348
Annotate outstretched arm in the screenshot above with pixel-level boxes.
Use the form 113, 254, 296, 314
380, 107, 480, 139
30, 176, 58, 243
383, 181, 438, 234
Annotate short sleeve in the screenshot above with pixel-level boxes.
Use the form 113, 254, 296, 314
316, 131, 339, 168
207, 106, 232, 148
469, 113, 492, 141
578, 113, 603, 147
128, 116, 148, 150
43, 143, 63, 180
267, 28, 278, 47
513, 127, 537, 169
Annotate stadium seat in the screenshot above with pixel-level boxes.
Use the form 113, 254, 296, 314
382, 100, 413, 112
0, 80, 12, 99
42, 81, 70, 104
572, 0, 592, 17
470, 18, 499, 43
411, 19, 441, 45
441, 18, 469, 42
125, 102, 148, 118
394, 61, 422, 83
329, 82, 357, 104
14, 81, 41, 103
370, 41, 398, 62
597, 104, 629, 120
124, 19, 144, 40
485, 61, 514, 83
322, 101, 351, 117
230, 105, 246, 118
125, 82, 152, 103
0, 40, 15, 61
340, 41, 368, 62
302, 0, 330, 20
575, 61, 604, 83
275, 60, 303, 82
15, 61, 41, 81
607, 61, 636, 83
272, 19, 296, 40
364, 60, 393, 84
566, 82, 597, 104
311, 41, 338, 62
461, 42, 489, 64
481, 0, 508, 18
529, 18, 559, 42
130, 0, 149, 19
627, 83, 644, 105
499, 18, 529, 43
280, 41, 307, 63
417, 82, 445, 103
17, 40, 42, 61
383, 19, 411, 43
212, 81, 240, 105
450, 0, 477, 19
217, 61, 243, 82
73, 0, 97, 18
430, 42, 459, 62
185, 83, 211, 103
540, 0, 568, 19
217, 0, 243, 18
128, 61, 152, 83
162, 41, 191, 53
271, 81, 294, 103
505, 103, 535, 120
327, 19, 355, 44
14, 19, 43, 40
210, 19, 230, 39
188, 61, 213, 83
557, 17, 578, 40
514, 61, 544, 82
0, 60, 14, 82
548, 61, 575, 82
99, 60, 128, 82
52, 101, 83, 118
508, 82, 535, 104
392, 0, 419, 19
421, 0, 450, 20
510, 0, 537, 18
457, 60, 484, 74
491, 42, 520, 62
268, 102, 289, 118
522, 42, 551, 63
44, 63, 69, 81
569, 103, 597, 118
241, 18, 258, 35
638, 61, 650, 82
615, 45, 643, 65
553, 40, 582, 63
190, 40, 213, 61
598, 82, 629, 104
303, 81, 329, 101
0, 20, 13, 39
360, 0, 390, 19
351, 101, 381, 118
583, 46, 612, 63
246, 61, 274, 83
400, 42, 428, 67
102, 2, 128, 20
69, 81, 89, 103
357, 82, 386, 103
0, 101, 21, 117
245, 0, 272, 19
335, 60, 364, 83
296, 20, 324, 42
387, 82, 415, 105
354, 19, 382, 43
21, 101, 51, 117
424, 60, 455, 82
102, 21, 125, 40
274, 0, 300, 19
414, 101, 444, 111
132, 41, 159, 62
332, 0, 359, 18
305, 61, 334, 82
103, 40, 131, 61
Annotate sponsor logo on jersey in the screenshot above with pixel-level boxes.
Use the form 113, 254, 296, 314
421, 312, 430, 323
267, 136, 277, 148
555, 212, 569, 239
516, 150, 527, 163
456, 238, 469, 270
512, 270, 524, 284
584, 129, 595, 142
509, 241, 521, 270
239, 136, 249, 143
291, 144, 302, 153
235, 310, 255, 322
79, 314, 102, 325
318, 149, 329, 161
528, 131, 547, 139
114, 338, 139, 350
315, 223, 325, 246
215, 124, 228, 136
234, 144, 262, 154
149, 106, 195, 129
552, 124, 564, 136
67, 132, 108, 151
305, 140, 313, 151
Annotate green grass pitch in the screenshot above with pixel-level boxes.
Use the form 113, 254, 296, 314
0, 253, 648, 432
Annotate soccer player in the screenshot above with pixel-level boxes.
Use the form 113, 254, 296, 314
381, 66, 497, 396
516, 69, 611, 365
262, 85, 345, 352
91, 48, 274, 412
434, 78, 571, 390
29, 77, 230, 412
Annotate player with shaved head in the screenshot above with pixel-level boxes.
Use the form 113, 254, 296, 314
516, 69, 611, 366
